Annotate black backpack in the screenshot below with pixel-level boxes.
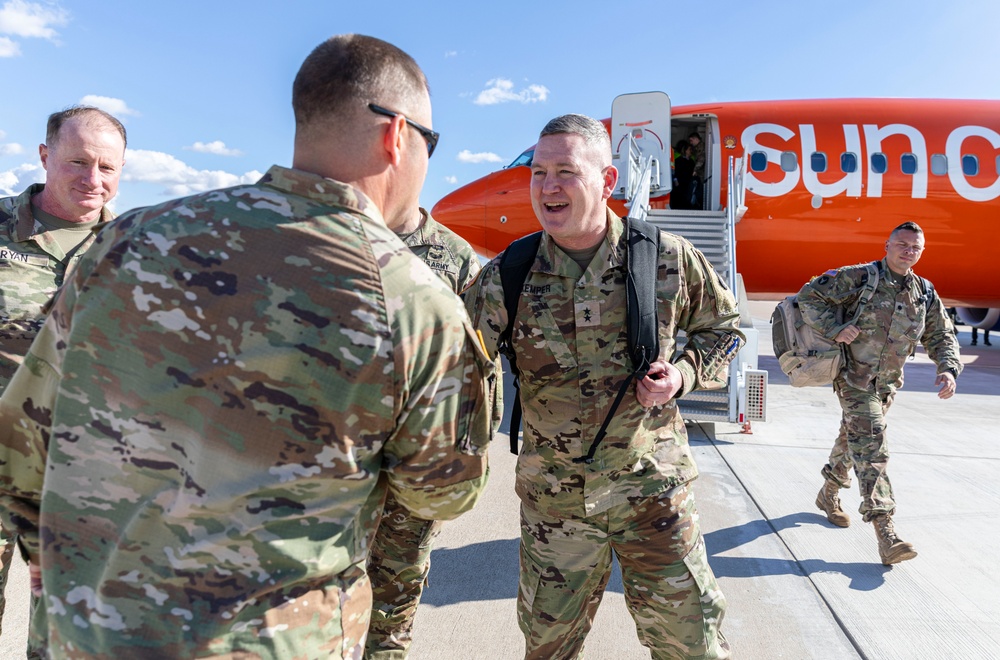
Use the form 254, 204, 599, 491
497, 216, 661, 463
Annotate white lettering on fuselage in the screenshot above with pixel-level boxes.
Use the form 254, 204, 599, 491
742, 123, 1000, 202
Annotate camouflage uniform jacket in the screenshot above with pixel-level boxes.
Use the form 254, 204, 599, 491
0, 184, 111, 390
797, 257, 962, 393
402, 209, 503, 435
400, 208, 481, 292
0, 165, 493, 658
465, 208, 743, 519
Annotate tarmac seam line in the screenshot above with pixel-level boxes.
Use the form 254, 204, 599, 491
692, 420, 870, 660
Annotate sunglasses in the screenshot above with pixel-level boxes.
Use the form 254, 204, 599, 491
368, 103, 439, 158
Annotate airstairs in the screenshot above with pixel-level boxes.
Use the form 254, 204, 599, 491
611, 92, 767, 426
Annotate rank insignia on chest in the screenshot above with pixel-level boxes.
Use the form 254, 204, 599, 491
575, 301, 601, 327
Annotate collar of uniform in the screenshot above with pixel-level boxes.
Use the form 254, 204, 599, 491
256, 164, 386, 227
8, 183, 114, 243
606, 207, 627, 267
535, 206, 623, 278
879, 256, 914, 289
9, 183, 45, 242
404, 207, 434, 246
399, 209, 441, 250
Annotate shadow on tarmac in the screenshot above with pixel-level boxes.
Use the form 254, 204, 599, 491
423, 542, 629, 606
704, 513, 888, 591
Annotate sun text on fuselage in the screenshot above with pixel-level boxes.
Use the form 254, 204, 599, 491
742, 123, 1000, 202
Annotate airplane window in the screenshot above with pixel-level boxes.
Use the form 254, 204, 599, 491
931, 154, 947, 176
507, 149, 534, 169
841, 153, 857, 173
870, 153, 887, 174
780, 151, 798, 172
962, 155, 979, 176
750, 151, 768, 171
901, 153, 917, 175
811, 152, 827, 173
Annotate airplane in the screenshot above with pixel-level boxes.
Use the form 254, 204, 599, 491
432, 96, 1000, 331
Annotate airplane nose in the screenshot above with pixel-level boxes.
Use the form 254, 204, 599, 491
432, 184, 487, 254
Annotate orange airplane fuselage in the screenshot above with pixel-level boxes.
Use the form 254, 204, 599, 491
432, 98, 1000, 312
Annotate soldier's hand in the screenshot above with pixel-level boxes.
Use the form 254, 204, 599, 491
636, 360, 682, 407
835, 325, 861, 344
29, 562, 42, 596
935, 372, 957, 399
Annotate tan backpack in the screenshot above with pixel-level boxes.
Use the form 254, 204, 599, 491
771, 262, 879, 387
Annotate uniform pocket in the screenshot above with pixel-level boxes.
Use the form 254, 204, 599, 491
455, 323, 496, 455
681, 535, 728, 655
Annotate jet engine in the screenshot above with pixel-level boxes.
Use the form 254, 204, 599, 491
956, 307, 1000, 331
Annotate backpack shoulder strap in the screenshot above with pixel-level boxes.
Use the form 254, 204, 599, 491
624, 216, 661, 377
497, 231, 542, 455
576, 217, 661, 465
920, 276, 935, 305
847, 261, 880, 324
498, 231, 542, 352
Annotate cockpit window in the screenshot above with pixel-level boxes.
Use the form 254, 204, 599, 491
508, 149, 534, 168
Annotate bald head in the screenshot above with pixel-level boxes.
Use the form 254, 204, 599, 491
47, 106, 127, 151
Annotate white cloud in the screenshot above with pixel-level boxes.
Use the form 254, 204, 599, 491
0, 1, 68, 49
444, 175, 458, 184
457, 150, 504, 164
79, 95, 139, 117
0, 35, 19, 56
444, 50, 457, 58
0, 131, 24, 156
474, 78, 549, 106
185, 140, 243, 157
0, 162, 42, 195
122, 149, 261, 196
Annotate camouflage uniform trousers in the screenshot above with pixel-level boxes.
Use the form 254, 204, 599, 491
27, 592, 45, 659
822, 377, 897, 522
0, 526, 43, 658
518, 484, 729, 660
365, 490, 444, 659
0, 522, 12, 637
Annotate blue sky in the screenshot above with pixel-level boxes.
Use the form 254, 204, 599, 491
2, 0, 999, 215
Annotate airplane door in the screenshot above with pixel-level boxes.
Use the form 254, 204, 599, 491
611, 92, 672, 201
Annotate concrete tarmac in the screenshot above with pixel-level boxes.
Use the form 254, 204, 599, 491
406, 301, 1000, 660
0, 302, 997, 659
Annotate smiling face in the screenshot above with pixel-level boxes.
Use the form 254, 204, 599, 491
885, 228, 925, 275
529, 132, 617, 250
37, 116, 125, 223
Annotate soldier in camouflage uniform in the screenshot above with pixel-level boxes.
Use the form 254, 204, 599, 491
0, 34, 494, 659
464, 114, 743, 659
0, 106, 126, 653
365, 206, 490, 659
798, 221, 961, 565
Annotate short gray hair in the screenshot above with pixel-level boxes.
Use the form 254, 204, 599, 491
539, 114, 611, 163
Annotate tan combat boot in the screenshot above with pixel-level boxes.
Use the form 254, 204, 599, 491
872, 514, 917, 565
815, 481, 850, 527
